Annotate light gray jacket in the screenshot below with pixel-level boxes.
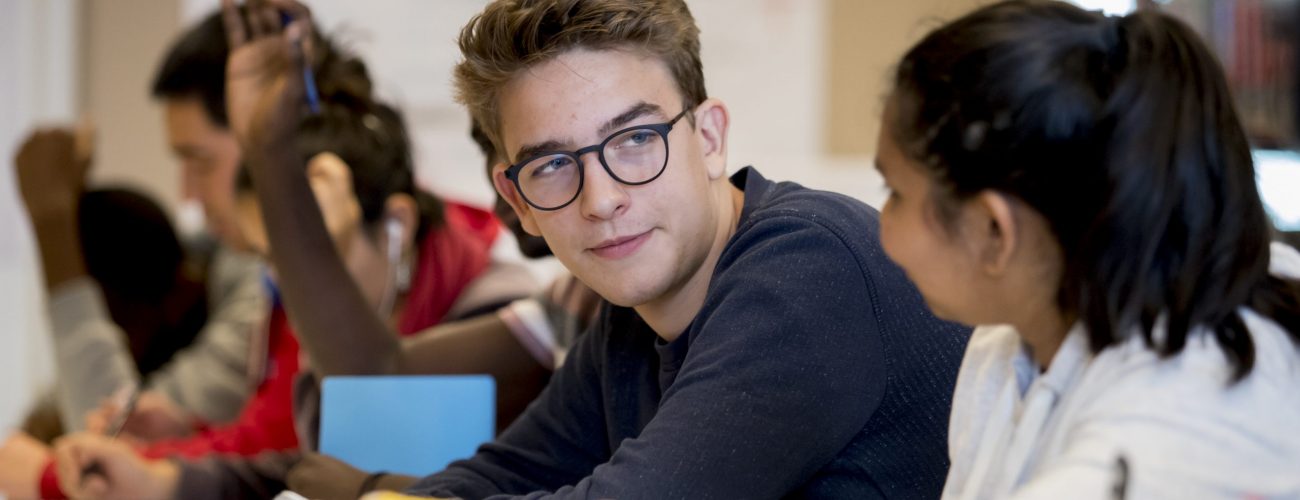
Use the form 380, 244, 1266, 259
49, 244, 266, 430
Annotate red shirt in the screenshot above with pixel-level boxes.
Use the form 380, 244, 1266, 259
139, 305, 300, 459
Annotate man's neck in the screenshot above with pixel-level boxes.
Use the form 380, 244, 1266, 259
637, 181, 746, 341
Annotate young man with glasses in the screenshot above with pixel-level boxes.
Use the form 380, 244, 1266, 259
195, 0, 966, 498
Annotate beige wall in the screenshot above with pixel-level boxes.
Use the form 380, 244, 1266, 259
825, 0, 989, 156
82, 0, 180, 209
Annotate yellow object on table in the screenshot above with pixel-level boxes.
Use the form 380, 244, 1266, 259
360, 491, 455, 500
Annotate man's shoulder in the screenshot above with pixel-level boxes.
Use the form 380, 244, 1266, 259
744, 175, 881, 237
722, 169, 967, 341
725, 172, 887, 281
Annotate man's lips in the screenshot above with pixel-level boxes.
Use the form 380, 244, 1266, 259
588, 229, 653, 259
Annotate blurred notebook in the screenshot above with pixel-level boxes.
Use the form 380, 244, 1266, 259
319, 375, 495, 476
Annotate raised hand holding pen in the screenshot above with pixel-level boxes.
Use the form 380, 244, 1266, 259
220, 0, 319, 151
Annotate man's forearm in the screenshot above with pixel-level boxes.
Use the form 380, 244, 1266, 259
32, 213, 86, 290
245, 143, 400, 375
48, 279, 138, 430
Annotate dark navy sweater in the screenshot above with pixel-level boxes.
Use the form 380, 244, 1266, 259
407, 167, 970, 499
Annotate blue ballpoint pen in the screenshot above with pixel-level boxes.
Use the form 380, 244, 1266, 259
282, 12, 320, 114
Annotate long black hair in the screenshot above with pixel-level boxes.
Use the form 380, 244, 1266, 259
295, 96, 445, 243
891, 0, 1300, 380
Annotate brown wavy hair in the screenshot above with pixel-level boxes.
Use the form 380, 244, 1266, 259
454, 0, 707, 157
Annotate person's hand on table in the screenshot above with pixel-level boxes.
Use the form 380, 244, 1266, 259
289, 452, 420, 498
53, 432, 179, 500
85, 391, 194, 443
286, 452, 369, 498
0, 431, 52, 499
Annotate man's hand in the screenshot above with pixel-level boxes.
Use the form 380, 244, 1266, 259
286, 452, 370, 497
85, 391, 194, 443
220, 0, 316, 151
0, 431, 52, 500
15, 124, 93, 217
53, 433, 179, 500
288, 452, 421, 498
14, 124, 94, 289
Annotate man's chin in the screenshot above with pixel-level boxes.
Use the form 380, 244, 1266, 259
583, 275, 663, 309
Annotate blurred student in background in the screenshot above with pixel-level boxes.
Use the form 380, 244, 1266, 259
16, 179, 214, 444
0, 12, 272, 498
18, 11, 272, 442
44, 46, 535, 497
50, 113, 605, 499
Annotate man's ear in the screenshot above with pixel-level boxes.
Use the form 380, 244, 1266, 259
968, 190, 1019, 276
491, 163, 542, 236
382, 193, 419, 250
692, 98, 730, 181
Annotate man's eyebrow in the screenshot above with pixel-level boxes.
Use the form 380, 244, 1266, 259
513, 140, 569, 163
511, 101, 666, 163
597, 101, 663, 137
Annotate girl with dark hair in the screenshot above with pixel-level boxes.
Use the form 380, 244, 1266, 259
875, 1, 1300, 498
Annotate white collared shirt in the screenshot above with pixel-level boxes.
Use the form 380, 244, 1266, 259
943, 243, 1300, 500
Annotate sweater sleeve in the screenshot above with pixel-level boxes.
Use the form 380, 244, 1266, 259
47, 277, 142, 431
47, 248, 266, 431
146, 248, 266, 424
410, 213, 887, 499
173, 451, 300, 500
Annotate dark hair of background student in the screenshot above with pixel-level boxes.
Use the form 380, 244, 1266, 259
235, 88, 446, 242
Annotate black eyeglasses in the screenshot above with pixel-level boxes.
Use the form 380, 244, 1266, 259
504, 109, 690, 211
